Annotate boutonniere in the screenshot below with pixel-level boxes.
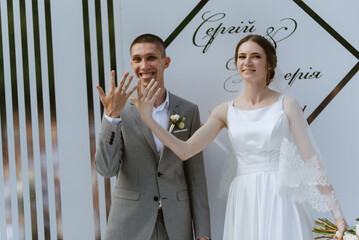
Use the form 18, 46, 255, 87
169, 114, 185, 133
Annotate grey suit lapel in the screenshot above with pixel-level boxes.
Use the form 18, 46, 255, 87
159, 92, 180, 164
130, 102, 159, 159
167, 92, 180, 129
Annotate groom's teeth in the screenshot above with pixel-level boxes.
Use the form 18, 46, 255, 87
140, 72, 154, 77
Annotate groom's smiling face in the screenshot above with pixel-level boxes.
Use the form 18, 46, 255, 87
130, 42, 170, 94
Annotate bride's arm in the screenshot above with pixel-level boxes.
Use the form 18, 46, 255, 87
283, 96, 348, 239
149, 104, 226, 160
131, 80, 227, 160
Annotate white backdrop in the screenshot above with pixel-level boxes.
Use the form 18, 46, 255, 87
1, 0, 358, 239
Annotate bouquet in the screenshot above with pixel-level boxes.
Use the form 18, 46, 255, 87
313, 218, 359, 240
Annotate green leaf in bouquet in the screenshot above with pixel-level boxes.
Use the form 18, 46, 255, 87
312, 229, 336, 235
312, 231, 332, 235
313, 218, 338, 239
319, 218, 337, 230
314, 221, 334, 231
348, 226, 356, 231
346, 226, 356, 235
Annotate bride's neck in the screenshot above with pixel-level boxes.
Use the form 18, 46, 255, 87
242, 83, 269, 105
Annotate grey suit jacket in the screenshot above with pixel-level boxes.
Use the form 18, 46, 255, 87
95, 92, 211, 240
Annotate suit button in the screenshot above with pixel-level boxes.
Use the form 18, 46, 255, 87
157, 172, 162, 177
153, 196, 159, 201
111, 131, 115, 136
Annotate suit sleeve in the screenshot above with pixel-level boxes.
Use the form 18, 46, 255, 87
94, 117, 124, 178
184, 106, 211, 239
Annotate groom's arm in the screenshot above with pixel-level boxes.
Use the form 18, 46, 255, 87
94, 116, 124, 177
184, 105, 211, 239
94, 70, 136, 177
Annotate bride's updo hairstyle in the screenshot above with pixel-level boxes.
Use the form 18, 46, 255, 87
234, 34, 277, 86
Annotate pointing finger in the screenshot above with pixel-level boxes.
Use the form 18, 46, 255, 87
118, 72, 129, 90
96, 85, 105, 99
147, 81, 158, 98
127, 84, 138, 97
135, 80, 143, 100
142, 79, 154, 100
150, 87, 161, 103
109, 70, 116, 91
122, 75, 133, 91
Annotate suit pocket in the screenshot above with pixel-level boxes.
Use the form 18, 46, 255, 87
173, 131, 189, 141
177, 190, 189, 201
113, 189, 140, 201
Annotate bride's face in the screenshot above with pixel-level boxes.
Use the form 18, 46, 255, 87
236, 41, 268, 85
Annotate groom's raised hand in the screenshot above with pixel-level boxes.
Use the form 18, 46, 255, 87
96, 70, 137, 118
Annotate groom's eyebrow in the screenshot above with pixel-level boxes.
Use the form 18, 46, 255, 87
131, 52, 158, 57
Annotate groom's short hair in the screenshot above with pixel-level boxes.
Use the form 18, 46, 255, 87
130, 33, 166, 57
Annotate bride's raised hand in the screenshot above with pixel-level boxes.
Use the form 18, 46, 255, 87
130, 79, 161, 124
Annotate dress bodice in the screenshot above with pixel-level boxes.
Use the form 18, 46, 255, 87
227, 95, 290, 166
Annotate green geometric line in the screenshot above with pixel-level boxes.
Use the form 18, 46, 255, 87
165, 0, 209, 48
293, 0, 359, 59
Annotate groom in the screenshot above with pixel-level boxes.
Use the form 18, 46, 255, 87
95, 34, 211, 240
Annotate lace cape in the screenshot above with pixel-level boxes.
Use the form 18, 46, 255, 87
278, 137, 343, 219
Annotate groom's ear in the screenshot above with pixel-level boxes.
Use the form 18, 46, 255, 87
164, 56, 171, 69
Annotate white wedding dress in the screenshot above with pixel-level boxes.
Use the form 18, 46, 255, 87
223, 95, 324, 239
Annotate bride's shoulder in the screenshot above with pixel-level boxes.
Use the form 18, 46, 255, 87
210, 102, 229, 121
213, 102, 229, 113
282, 95, 303, 118
283, 95, 300, 108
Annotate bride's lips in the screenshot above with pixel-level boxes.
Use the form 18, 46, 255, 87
242, 69, 256, 72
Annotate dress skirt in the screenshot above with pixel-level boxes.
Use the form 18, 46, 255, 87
222, 163, 314, 240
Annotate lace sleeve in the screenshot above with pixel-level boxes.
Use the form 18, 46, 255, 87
278, 96, 345, 220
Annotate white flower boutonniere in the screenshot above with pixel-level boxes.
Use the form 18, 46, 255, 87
169, 114, 185, 133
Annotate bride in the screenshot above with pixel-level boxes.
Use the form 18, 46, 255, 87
131, 34, 348, 240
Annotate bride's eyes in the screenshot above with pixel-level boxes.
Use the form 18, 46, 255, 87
238, 55, 261, 59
